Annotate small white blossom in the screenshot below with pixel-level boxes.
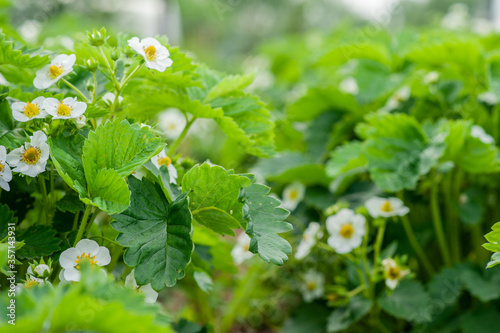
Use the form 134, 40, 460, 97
382, 258, 410, 290
471, 125, 495, 144
151, 150, 177, 184
0, 146, 12, 191
326, 208, 365, 254
59, 239, 111, 282
33, 54, 76, 89
299, 269, 324, 302
441, 4, 469, 31
76, 115, 86, 129
365, 197, 409, 219
423, 71, 439, 85
44, 97, 87, 119
282, 182, 305, 212
478, 91, 499, 106
125, 270, 158, 304
295, 222, 322, 260
231, 232, 254, 265
102, 92, 123, 105
6, 131, 49, 177
128, 37, 173, 72
385, 86, 411, 111
11, 97, 48, 122
157, 108, 186, 139
339, 77, 359, 95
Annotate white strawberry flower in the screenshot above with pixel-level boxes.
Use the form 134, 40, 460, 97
382, 258, 410, 290
231, 232, 254, 265
339, 77, 359, 95
365, 197, 409, 219
28, 264, 51, 279
6, 131, 49, 177
44, 97, 86, 119
125, 270, 158, 304
24, 274, 45, 289
58, 239, 111, 282
0, 146, 12, 191
471, 125, 494, 144
33, 54, 76, 89
11, 96, 48, 122
281, 182, 305, 211
299, 269, 324, 302
102, 92, 123, 105
76, 115, 87, 129
478, 91, 499, 105
128, 37, 173, 72
295, 222, 322, 260
326, 208, 365, 254
423, 71, 439, 85
385, 86, 411, 111
151, 150, 177, 184
157, 108, 186, 139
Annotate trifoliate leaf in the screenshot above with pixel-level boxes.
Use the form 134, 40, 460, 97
182, 163, 251, 236
242, 182, 292, 265
16, 225, 61, 259
112, 177, 193, 291
83, 168, 130, 215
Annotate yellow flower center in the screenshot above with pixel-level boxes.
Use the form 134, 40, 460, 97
168, 123, 177, 130
135, 286, 143, 294
381, 201, 392, 212
144, 45, 157, 61
0, 163, 3, 172
23, 102, 40, 118
328, 293, 337, 302
158, 156, 172, 167
289, 189, 298, 200
57, 103, 72, 117
74, 252, 97, 270
306, 281, 317, 291
387, 266, 400, 279
49, 65, 64, 79
22, 147, 41, 165
25, 278, 40, 289
340, 224, 354, 238
303, 233, 310, 241
243, 243, 250, 252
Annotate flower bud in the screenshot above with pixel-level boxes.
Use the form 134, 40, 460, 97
86, 27, 108, 47
84, 58, 98, 72
110, 49, 120, 61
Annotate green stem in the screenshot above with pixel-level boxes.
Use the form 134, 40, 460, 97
91, 71, 98, 104
74, 205, 92, 246
119, 63, 142, 91
38, 176, 49, 224
361, 223, 373, 299
399, 214, 435, 275
167, 117, 196, 156
431, 170, 452, 266
72, 210, 80, 230
90, 235, 121, 247
444, 170, 460, 264
372, 219, 386, 278
61, 78, 89, 103
85, 208, 100, 236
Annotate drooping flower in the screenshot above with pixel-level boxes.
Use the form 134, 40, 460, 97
6, 131, 49, 177
0, 146, 12, 191
471, 125, 495, 144
382, 258, 410, 290
44, 97, 87, 119
127, 37, 173, 72
125, 270, 158, 304
365, 197, 409, 219
299, 269, 324, 302
33, 54, 76, 89
281, 182, 305, 211
11, 97, 48, 122
326, 208, 365, 254
58, 239, 111, 282
339, 77, 359, 95
295, 222, 322, 260
157, 108, 186, 139
102, 92, 123, 105
151, 150, 177, 184
231, 232, 254, 265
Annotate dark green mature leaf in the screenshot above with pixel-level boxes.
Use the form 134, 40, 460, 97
112, 177, 193, 291
49, 133, 86, 193
379, 280, 432, 323
460, 307, 500, 333
243, 182, 292, 265
55, 194, 84, 213
182, 163, 251, 236
0, 33, 49, 68
0, 98, 27, 149
281, 303, 330, 333
83, 168, 130, 215
327, 296, 372, 333
460, 265, 500, 302
0, 204, 17, 239
427, 266, 463, 309
17, 225, 61, 259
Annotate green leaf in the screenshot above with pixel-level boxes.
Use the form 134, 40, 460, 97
112, 177, 193, 291
378, 280, 432, 323
460, 265, 500, 302
0, 99, 27, 149
326, 141, 368, 178
281, 303, 330, 333
205, 73, 254, 101
55, 194, 85, 213
327, 296, 372, 332
16, 225, 61, 259
427, 266, 463, 308
483, 221, 500, 252
242, 182, 292, 265
460, 307, 500, 333
48, 133, 86, 193
182, 163, 251, 236
0, 33, 49, 68
486, 253, 500, 269
0, 203, 17, 239
84, 168, 131, 215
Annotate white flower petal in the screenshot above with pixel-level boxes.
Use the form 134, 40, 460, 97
95, 246, 111, 266
64, 266, 81, 282
59, 247, 81, 268
75, 239, 100, 256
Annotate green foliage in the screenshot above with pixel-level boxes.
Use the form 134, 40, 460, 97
16, 225, 61, 259
0, 33, 49, 68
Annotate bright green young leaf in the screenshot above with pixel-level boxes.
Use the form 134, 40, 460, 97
205, 73, 254, 101
83, 168, 130, 215
483, 221, 500, 252
326, 141, 368, 178
486, 253, 500, 269
182, 163, 251, 236
112, 177, 193, 291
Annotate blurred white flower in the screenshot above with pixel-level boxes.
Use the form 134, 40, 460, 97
151, 150, 177, 184
102, 92, 123, 105
11, 97, 48, 122
128, 37, 173, 72
44, 97, 87, 119
281, 182, 305, 211
385, 86, 411, 111
365, 197, 409, 219
125, 270, 158, 304
472, 18, 494, 36
326, 208, 365, 254
231, 232, 254, 265
33, 54, 76, 89
157, 108, 186, 139
471, 125, 495, 144
423, 71, 439, 85
478, 91, 499, 106
0, 146, 12, 191
19, 20, 41, 44
299, 269, 324, 302
295, 222, 322, 260
59, 239, 111, 282
339, 77, 359, 95
6, 131, 49, 177
382, 258, 410, 290
441, 4, 469, 30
